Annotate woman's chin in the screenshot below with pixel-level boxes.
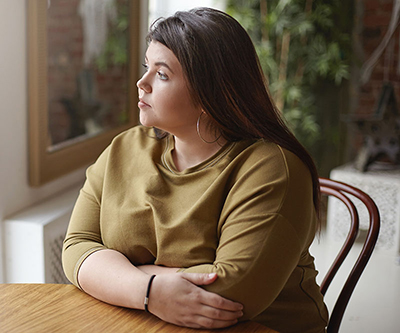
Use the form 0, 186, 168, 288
139, 114, 152, 128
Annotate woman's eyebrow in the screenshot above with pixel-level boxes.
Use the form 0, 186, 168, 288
154, 61, 174, 74
145, 56, 174, 74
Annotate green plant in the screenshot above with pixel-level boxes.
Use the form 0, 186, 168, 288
227, 0, 351, 150
95, 1, 129, 71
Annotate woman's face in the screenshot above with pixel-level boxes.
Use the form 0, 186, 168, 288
136, 41, 201, 137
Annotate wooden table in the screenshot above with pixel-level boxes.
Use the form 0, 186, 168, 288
0, 284, 277, 333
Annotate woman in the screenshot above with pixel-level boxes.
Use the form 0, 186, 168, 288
62, 7, 328, 333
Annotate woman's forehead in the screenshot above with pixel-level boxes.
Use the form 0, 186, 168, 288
146, 41, 179, 68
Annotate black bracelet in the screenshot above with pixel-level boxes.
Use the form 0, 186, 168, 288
144, 275, 156, 313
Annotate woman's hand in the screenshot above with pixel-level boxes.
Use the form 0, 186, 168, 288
147, 273, 244, 329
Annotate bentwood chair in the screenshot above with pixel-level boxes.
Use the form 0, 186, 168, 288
318, 178, 380, 333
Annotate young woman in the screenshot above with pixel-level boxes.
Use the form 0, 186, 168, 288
62, 7, 328, 333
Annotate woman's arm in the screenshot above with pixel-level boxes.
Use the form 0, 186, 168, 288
136, 264, 179, 275
77, 249, 148, 309
179, 214, 302, 319
78, 249, 243, 329
62, 165, 243, 328
179, 149, 318, 320
62, 139, 244, 329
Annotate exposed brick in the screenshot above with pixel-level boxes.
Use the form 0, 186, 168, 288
364, 0, 381, 11
47, 0, 128, 144
363, 13, 393, 27
356, 0, 400, 120
381, 3, 394, 11
362, 27, 382, 39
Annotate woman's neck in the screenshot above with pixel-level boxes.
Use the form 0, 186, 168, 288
172, 133, 226, 172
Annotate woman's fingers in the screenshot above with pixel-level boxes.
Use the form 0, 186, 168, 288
180, 272, 218, 285
199, 289, 243, 312
180, 272, 243, 311
200, 304, 243, 321
148, 273, 243, 329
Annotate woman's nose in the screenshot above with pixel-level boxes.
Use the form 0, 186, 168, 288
136, 75, 151, 93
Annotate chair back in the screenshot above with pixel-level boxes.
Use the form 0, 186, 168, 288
318, 177, 380, 333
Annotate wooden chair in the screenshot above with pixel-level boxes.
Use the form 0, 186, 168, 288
318, 178, 380, 333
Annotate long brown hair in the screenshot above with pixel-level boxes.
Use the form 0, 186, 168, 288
147, 7, 320, 214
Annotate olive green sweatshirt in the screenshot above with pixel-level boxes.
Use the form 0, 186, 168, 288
62, 125, 328, 333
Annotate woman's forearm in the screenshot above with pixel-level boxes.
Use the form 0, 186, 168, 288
77, 249, 243, 328
77, 249, 150, 310
137, 264, 180, 275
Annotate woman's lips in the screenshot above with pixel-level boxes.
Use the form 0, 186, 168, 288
138, 99, 151, 108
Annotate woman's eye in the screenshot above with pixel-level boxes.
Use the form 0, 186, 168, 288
141, 64, 168, 80
157, 71, 169, 80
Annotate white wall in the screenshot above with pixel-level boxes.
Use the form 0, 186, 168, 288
0, 0, 90, 283
0, 0, 149, 283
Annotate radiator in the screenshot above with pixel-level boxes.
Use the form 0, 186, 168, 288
4, 187, 79, 283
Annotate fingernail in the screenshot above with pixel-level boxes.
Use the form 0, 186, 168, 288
208, 273, 217, 278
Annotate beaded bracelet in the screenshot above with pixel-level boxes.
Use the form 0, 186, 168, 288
144, 275, 156, 313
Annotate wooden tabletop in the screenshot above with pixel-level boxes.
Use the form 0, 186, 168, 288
0, 284, 278, 333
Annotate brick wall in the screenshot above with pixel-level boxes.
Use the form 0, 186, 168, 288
343, 0, 400, 163
355, 0, 400, 116
47, 0, 129, 145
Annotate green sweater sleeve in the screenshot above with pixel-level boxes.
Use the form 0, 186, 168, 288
62, 146, 110, 287
179, 147, 316, 321
180, 214, 302, 320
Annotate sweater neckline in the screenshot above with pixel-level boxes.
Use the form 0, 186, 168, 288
161, 135, 236, 175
